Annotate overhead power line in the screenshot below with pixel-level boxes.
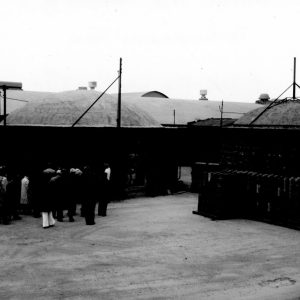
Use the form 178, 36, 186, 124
0, 94, 29, 103
71, 75, 120, 127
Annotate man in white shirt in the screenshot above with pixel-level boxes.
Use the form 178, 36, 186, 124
98, 163, 111, 217
104, 163, 111, 181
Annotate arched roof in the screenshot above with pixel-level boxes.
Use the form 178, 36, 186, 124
4, 89, 261, 126
235, 101, 300, 126
112, 91, 169, 99
2, 90, 54, 113
114, 95, 261, 125
6, 90, 160, 127
141, 91, 168, 98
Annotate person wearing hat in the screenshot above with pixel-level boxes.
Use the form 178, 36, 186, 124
81, 165, 99, 225
69, 167, 83, 219
50, 169, 65, 222
40, 168, 56, 228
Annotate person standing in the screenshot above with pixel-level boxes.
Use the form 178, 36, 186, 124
6, 171, 22, 221
40, 168, 56, 229
20, 174, 30, 214
0, 166, 9, 225
69, 168, 78, 217
30, 167, 42, 218
104, 163, 111, 182
54, 168, 75, 223
98, 163, 111, 217
81, 165, 98, 225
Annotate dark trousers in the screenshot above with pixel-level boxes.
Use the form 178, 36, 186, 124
83, 200, 96, 225
98, 201, 108, 216
8, 200, 21, 220
67, 201, 77, 219
0, 204, 10, 224
55, 209, 64, 220
31, 195, 41, 218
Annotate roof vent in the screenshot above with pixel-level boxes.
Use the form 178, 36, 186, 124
78, 87, 88, 90
88, 81, 97, 90
255, 93, 270, 104
199, 90, 208, 100
259, 93, 270, 101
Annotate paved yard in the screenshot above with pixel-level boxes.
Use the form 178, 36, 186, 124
1, 193, 300, 299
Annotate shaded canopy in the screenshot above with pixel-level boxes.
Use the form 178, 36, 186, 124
235, 101, 300, 126
6, 90, 160, 127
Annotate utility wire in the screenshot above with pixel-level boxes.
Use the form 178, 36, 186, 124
221, 111, 244, 114
0, 94, 29, 102
71, 75, 120, 127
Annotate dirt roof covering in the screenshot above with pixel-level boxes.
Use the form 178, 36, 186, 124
4, 90, 261, 126
6, 90, 160, 127
2, 90, 54, 113
188, 118, 237, 127
235, 101, 300, 126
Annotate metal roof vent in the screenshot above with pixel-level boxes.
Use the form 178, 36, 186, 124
255, 93, 271, 104
259, 93, 270, 101
199, 89, 208, 100
88, 81, 97, 90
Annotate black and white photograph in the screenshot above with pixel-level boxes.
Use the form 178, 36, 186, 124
1, 0, 300, 299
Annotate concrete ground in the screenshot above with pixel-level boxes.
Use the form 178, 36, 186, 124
1, 193, 300, 299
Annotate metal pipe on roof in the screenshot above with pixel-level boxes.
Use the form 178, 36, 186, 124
117, 57, 122, 128
173, 109, 176, 125
293, 57, 296, 100
3, 88, 6, 126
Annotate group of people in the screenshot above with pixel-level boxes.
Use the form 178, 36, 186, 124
0, 163, 112, 228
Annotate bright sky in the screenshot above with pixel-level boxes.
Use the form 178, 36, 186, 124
1, 0, 300, 102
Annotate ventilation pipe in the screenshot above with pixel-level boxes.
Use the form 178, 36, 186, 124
199, 90, 208, 100
88, 81, 97, 90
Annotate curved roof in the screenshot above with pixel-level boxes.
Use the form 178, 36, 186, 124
6, 90, 160, 127
116, 95, 261, 125
4, 89, 261, 126
141, 91, 168, 98
113, 91, 169, 99
2, 90, 54, 113
235, 101, 300, 126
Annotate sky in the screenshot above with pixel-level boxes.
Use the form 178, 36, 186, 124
1, 0, 300, 102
